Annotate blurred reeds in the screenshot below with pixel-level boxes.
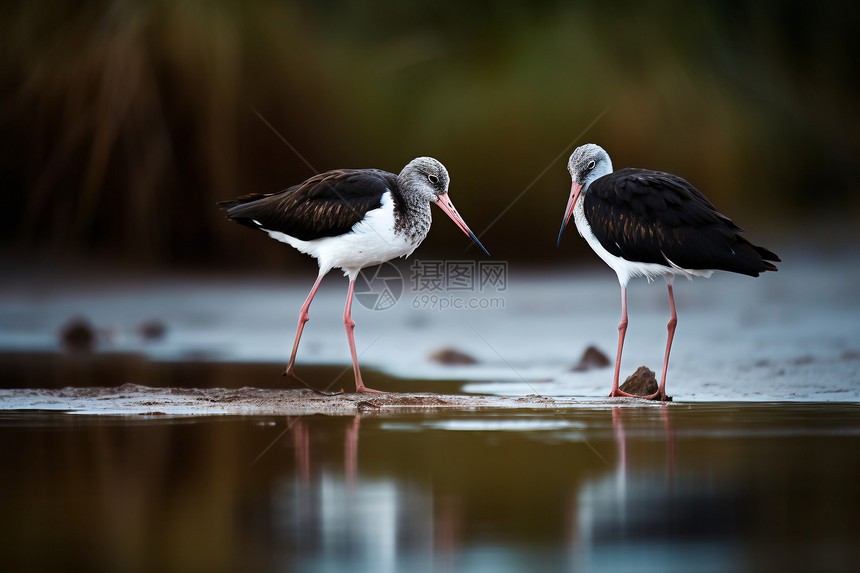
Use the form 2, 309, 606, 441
1, 0, 858, 269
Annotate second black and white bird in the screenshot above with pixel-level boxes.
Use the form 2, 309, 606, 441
558, 143, 779, 401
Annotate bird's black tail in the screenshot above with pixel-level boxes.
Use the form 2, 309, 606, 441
217, 193, 270, 214
753, 243, 780, 273
217, 193, 274, 231
732, 237, 780, 276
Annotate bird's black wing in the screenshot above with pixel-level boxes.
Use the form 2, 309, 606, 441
583, 168, 779, 276
218, 169, 398, 241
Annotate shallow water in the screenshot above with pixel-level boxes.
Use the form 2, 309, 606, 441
3, 399, 859, 572
2, 250, 860, 571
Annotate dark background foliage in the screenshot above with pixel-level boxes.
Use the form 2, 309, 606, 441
2, 0, 858, 270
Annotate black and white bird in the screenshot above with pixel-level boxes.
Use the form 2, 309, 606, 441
558, 144, 779, 401
219, 157, 489, 394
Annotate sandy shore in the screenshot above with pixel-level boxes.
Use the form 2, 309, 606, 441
0, 384, 630, 416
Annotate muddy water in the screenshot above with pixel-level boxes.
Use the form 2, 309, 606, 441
2, 359, 858, 572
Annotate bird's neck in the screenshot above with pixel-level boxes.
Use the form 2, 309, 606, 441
394, 192, 432, 245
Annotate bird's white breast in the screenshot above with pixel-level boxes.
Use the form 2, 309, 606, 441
265, 191, 424, 277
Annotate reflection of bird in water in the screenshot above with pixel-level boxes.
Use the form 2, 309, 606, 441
220, 158, 489, 393
290, 417, 311, 485
569, 407, 684, 559
344, 416, 360, 485
559, 144, 780, 400
288, 416, 361, 486
612, 407, 676, 483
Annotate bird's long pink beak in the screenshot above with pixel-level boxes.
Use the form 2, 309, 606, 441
434, 192, 490, 256
557, 181, 583, 246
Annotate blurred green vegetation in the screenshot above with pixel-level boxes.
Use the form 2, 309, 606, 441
1, 0, 858, 269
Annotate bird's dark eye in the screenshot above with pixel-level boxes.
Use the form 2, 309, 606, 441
587, 160, 596, 170
428, 174, 439, 185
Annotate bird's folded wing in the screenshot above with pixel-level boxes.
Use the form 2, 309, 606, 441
585, 169, 777, 276
218, 169, 396, 241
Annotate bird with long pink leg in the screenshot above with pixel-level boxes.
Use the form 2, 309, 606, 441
220, 157, 489, 394
558, 144, 779, 401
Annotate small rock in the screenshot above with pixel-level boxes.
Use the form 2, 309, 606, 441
571, 345, 610, 371
60, 317, 96, 353
429, 348, 478, 365
619, 366, 661, 398
139, 319, 167, 341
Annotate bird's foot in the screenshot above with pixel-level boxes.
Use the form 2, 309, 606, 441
608, 388, 639, 399
609, 389, 671, 402
282, 360, 304, 378
355, 384, 386, 394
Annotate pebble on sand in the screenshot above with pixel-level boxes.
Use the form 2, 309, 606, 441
619, 366, 673, 401
429, 348, 478, 365
571, 345, 610, 371
138, 319, 167, 342
60, 317, 96, 354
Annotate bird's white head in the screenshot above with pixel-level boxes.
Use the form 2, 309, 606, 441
558, 144, 613, 246
399, 156, 450, 202
567, 143, 613, 187
398, 157, 490, 256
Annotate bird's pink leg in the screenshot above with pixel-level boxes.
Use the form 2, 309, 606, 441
283, 274, 325, 377
657, 282, 677, 401
608, 286, 633, 398
344, 278, 384, 394
639, 279, 677, 401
